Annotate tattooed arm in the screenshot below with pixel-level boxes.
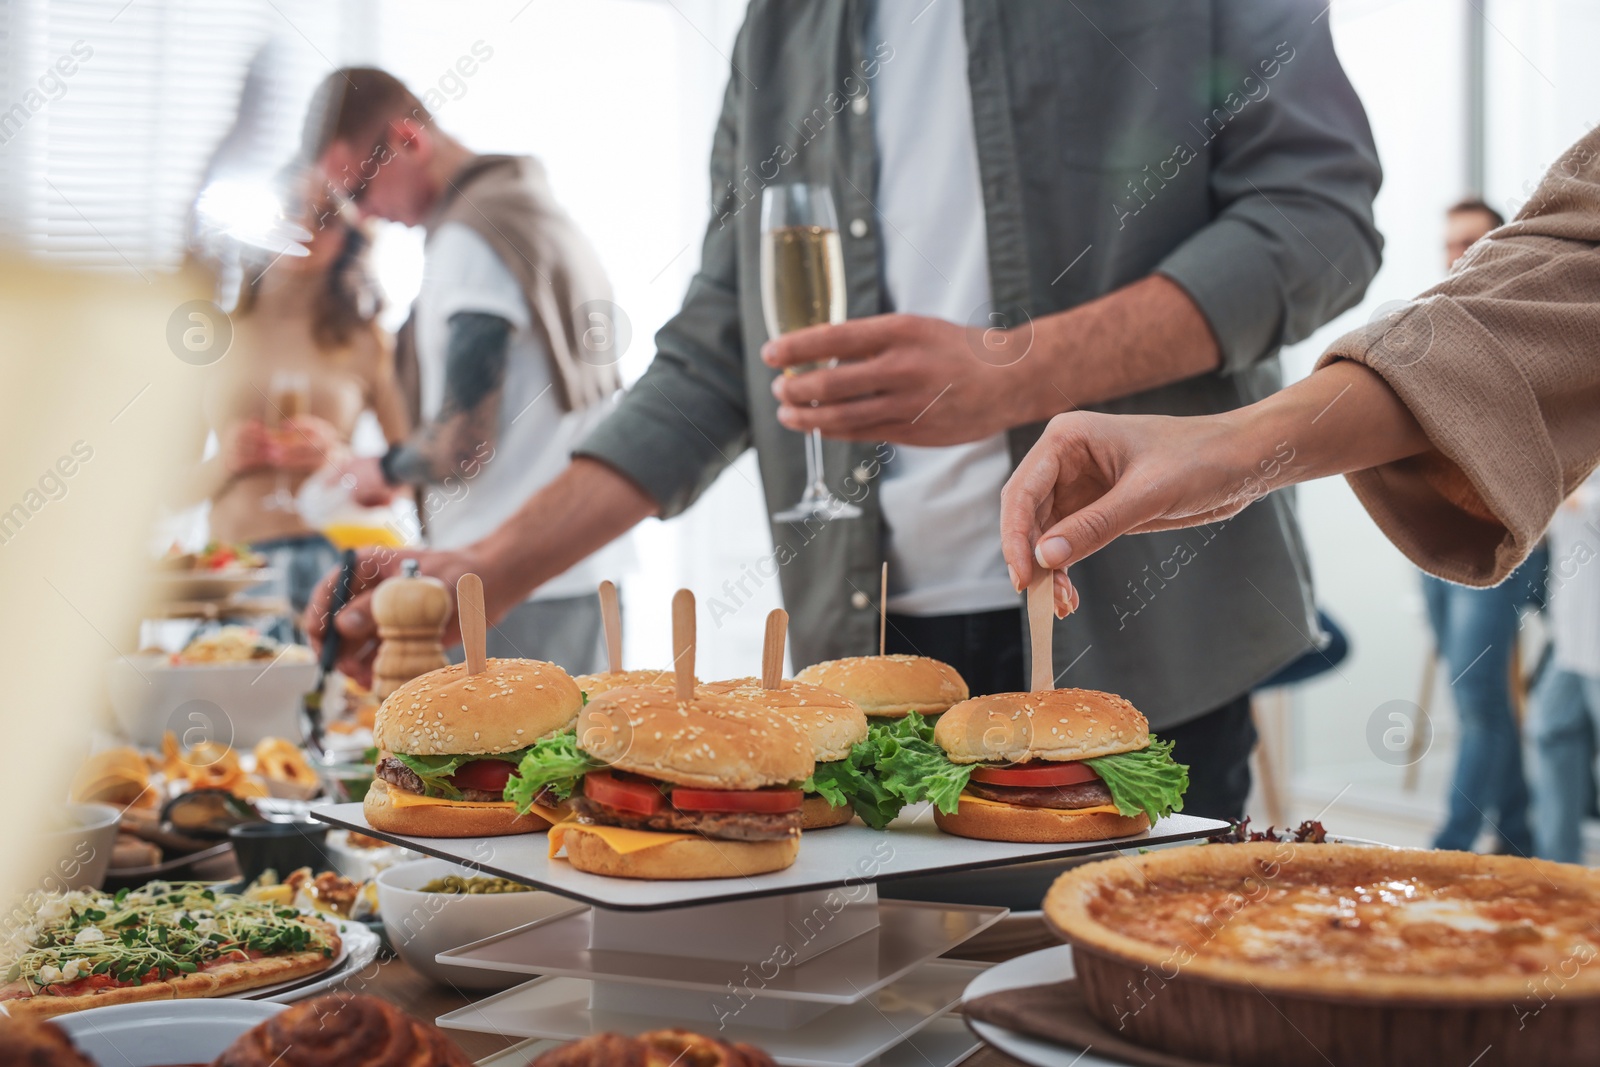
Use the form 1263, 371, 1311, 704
380, 311, 510, 486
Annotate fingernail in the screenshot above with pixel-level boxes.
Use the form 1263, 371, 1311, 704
340, 608, 367, 633
1007, 564, 1021, 592
1035, 537, 1070, 568
771, 377, 785, 399
761, 341, 777, 363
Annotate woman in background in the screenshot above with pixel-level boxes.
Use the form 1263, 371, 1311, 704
191, 195, 409, 630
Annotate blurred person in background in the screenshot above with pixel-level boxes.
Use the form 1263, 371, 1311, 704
187, 185, 409, 637
1419, 198, 1545, 856
1532, 467, 1600, 863
302, 68, 628, 674
307, 3, 1382, 820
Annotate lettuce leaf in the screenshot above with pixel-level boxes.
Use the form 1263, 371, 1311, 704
801, 713, 973, 828
872, 719, 972, 816
390, 751, 525, 800
804, 756, 903, 830
503, 733, 600, 811
1083, 737, 1188, 823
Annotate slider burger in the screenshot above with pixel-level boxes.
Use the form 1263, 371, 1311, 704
794, 654, 967, 718
573, 668, 694, 700
699, 677, 869, 829
506, 686, 814, 879
926, 689, 1188, 843
366, 658, 583, 838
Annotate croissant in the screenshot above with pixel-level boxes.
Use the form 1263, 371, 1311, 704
529, 1029, 776, 1067
212, 993, 474, 1067
0, 1017, 97, 1067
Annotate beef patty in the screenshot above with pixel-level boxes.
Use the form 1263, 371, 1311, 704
572, 795, 800, 842
375, 756, 506, 804
963, 777, 1115, 810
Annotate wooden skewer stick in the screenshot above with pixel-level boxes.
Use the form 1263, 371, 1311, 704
1027, 572, 1054, 693
672, 588, 696, 703
457, 573, 488, 677
762, 609, 788, 690
598, 580, 622, 674
878, 561, 888, 657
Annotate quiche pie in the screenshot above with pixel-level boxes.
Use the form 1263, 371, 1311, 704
1044, 844, 1600, 1067
0, 882, 340, 1018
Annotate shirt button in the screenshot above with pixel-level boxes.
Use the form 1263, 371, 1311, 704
849, 218, 869, 238
851, 94, 869, 116
851, 591, 871, 609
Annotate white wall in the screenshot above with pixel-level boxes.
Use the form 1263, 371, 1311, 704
1283, 0, 1600, 802
353, 0, 773, 679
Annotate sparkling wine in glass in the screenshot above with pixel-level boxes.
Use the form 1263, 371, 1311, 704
262, 370, 310, 512
761, 183, 861, 522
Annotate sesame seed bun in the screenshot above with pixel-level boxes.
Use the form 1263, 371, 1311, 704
373, 659, 582, 756
699, 678, 869, 762
793, 655, 968, 718
934, 689, 1150, 764
933, 796, 1149, 842
561, 826, 800, 879
573, 669, 693, 699
363, 778, 554, 838
576, 687, 814, 789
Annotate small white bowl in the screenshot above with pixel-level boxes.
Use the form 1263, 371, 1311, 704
41, 803, 121, 891
107, 654, 319, 748
376, 858, 577, 990
53, 998, 284, 1064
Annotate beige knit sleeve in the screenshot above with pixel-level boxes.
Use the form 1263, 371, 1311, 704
1315, 127, 1600, 587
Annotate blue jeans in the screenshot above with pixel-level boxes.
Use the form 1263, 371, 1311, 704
1422, 547, 1545, 854
1531, 667, 1600, 863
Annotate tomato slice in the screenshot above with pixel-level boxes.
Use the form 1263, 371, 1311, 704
969, 761, 1100, 787
583, 770, 666, 815
449, 759, 519, 793
671, 787, 805, 813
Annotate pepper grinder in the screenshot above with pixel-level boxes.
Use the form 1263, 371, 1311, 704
371, 559, 451, 700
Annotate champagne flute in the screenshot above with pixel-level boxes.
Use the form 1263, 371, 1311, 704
262, 370, 310, 512
761, 183, 862, 522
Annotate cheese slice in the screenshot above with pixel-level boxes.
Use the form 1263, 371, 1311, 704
385, 790, 568, 826
956, 792, 1127, 817
549, 822, 693, 859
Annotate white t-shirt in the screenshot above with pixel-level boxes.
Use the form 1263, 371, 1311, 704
414, 222, 632, 600
870, 0, 1017, 616
1548, 469, 1600, 679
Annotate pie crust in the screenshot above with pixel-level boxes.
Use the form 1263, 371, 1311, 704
1044, 844, 1600, 1067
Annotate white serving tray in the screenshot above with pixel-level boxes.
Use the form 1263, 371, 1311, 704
436, 898, 1005, 1001
437, 960, 988, 1067
311, 802, 1225, 911
471, 1017, 981, 1067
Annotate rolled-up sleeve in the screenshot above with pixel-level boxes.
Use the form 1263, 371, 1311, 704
1317, 129, 1600, 586
574, 24, 753, 519
1157, 2, 1384, 372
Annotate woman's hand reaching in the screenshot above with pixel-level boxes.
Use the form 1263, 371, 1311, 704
1001, 361, 1433, 617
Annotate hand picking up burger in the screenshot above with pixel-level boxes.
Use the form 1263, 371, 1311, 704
699, 677, 869, 829
922, 689, 1189, 843
365, 658, 583, 838
505, 686, 814, 879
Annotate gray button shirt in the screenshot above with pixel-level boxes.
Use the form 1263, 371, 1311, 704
577, 0, 1383, 728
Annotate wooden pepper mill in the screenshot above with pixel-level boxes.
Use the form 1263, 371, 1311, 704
371, 560, 451, 700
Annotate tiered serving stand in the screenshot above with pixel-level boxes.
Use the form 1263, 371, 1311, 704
313, 803, 1226, 1066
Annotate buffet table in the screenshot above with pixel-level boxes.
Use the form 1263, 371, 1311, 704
363, 914, 1059, 1065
